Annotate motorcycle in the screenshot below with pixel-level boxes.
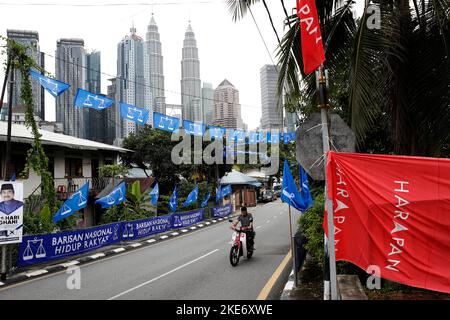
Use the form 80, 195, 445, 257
228, 220, 254, 267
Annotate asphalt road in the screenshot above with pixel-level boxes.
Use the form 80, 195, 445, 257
0, 200, 298, 300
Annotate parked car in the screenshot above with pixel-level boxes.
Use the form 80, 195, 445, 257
258, 190, 276, 203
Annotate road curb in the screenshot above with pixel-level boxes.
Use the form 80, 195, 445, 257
0, 213, 239, 290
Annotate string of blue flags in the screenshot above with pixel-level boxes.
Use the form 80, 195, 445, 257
29, 69, 296, 144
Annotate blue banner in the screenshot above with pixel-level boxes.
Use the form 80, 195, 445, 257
74, 88, 113, 110
95, 182, 126, 209
182, 184, 198, 208
120, 102, 149, 125
208, 125, 226, 140
267, 131, 281, 144
211, 204, 232, 218
171, 209, 204, 229
29, 69, 70, 97
53, 183, 89, 223
149, 183, 159, 206
283, 132, 296, 144
121, 215, 172, 241
153, 112, 180, 133
248, 131, 260, 145
18, 222, 122, 267
228, 129, 246, 142
299, 164, 314, 210
183, 120, 205, 137
169, 186, 178, 213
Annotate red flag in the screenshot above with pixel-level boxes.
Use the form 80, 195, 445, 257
325, 152, 450, 294
296, 0, 325, 74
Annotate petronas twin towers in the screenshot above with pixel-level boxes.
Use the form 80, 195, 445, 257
116, 15, 202, 139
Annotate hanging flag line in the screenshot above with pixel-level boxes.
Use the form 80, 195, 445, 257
28, 69, 296, 144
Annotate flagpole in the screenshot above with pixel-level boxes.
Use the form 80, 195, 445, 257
288, 204, 299, 288
318, 65, 338, 300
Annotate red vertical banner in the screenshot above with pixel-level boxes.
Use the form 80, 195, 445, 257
325, 152, 450, 294
296, 0, 326, 74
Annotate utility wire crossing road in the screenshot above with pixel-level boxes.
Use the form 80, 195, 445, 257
0, 200, 297, 300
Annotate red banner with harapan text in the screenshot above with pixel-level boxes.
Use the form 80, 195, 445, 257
296, 0, 325, 74
325, 152, 450, 293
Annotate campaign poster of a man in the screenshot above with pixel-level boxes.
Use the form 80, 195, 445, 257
0, 183, 24, 215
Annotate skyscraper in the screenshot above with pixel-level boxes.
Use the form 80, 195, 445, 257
56, 38, 86, 138
106, 78, 118, 145
213, 79, 243, 129
260, 64, 283, 130
85, 50, 104, 142
202, 82, 214, 125
116, 26, 146, 139
7, 29, 45, 120
181, 22, 202, 122
145, 13, 166, 115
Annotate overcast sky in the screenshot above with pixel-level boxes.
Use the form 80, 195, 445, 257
0, 0, 364, 130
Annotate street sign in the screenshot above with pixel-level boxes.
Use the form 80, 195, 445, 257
0, 181, 24, 244
296, 113, 355, 180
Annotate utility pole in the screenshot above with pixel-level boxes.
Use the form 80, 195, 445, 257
317, 66, 338, 300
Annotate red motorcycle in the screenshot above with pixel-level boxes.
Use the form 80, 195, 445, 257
229, 220, 254, 267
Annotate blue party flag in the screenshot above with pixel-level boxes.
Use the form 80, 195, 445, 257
120, 103, 149, 125
200, 191, 210, 208
74, 88, 113, 110
169, 185, 178, 213
183, 120, 205, 136
281, 159, 306, 212
153, 112, 180, 133
208, 126, 226, 140
182, 184, 199, 208
150, 183, 159, 206
53, 182, 89, 223
95, 182, 126, 209
299, 164, 314, 210
220, 184, 232, 198
29, 69, 70, 97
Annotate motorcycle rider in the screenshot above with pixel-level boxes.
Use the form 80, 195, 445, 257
231, 206, 255, 251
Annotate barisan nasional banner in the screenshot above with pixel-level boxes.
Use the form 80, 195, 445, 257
121, 214, 172, 241
171, 209, 205, 229
211, 204, 232, 218
0, 181, 24, 244
18, 222, 121, 266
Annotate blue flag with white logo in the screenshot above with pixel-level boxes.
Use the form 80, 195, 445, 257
200, 191, 210, 208
53, 182, 89, 223
150, 183, 159, 206
299, 164, 314, 210
281, 160, 306, 212
182, 184, 198, 208
208, 126, 226, 140
283, 132, 296, 144
95, 182, 126, 209
74, 88, 113, 110
29, 69, 70, 97
153, 112, 180, 133
183, 120, 205, 137
169, 186, 178, 213
120, 103, 149, 125
228, 129, 246, 142
221, 184, 232, 198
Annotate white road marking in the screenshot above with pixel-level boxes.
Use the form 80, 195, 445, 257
171, 232, 179, 236
205, 222, 211, 225
256, 226, 262, 230
26, 270, 48, 277
181, 229, 188, 233
60, 261, 80, 268
274, 216, 277, 219
190, 227, 197, 230
130, 243, 142, 248
147, 239, 156, 244
198, 224, 204, 227
0, 282, 4, 286
160, 235, 169, 240
266, 220, 270, 223
113, 248, 126, 253
90, 253, 106, 259
212, 220, 217, 223
108, 249, 219, 300
218, 218, 223, 221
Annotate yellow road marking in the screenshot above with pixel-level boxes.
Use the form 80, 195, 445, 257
256, 250, 292, 300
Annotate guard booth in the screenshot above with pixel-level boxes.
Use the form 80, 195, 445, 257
220, 170, 261, 209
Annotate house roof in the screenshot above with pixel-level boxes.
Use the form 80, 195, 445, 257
220, 170, 262, 187
0, 121, 130, 153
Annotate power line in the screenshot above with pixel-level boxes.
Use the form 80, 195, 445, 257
0, 1, 217, 7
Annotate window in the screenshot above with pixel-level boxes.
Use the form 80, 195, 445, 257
65, 158, 83, 177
